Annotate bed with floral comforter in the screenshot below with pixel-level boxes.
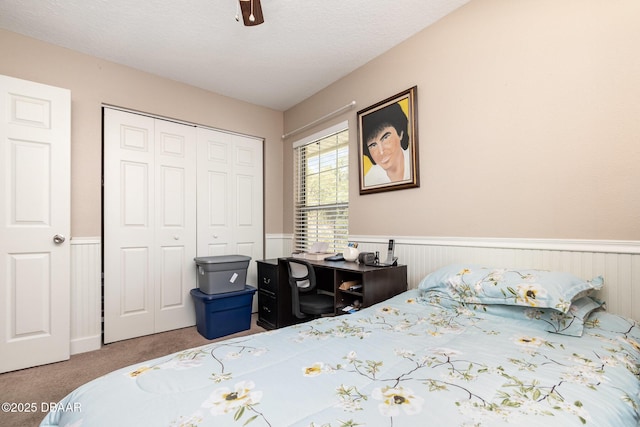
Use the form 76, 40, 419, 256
42, 265, 640, 427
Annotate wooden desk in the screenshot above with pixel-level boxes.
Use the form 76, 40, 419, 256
256, 258, 407, 330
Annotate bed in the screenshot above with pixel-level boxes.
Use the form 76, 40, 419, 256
42, 264, 640, 427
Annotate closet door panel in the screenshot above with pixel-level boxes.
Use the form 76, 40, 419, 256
119, 162, 152, 320
159, 246, 185, 307
197, 129, 263, 298
120, 247, 150, 314
232, 135, 264, 269
104, 109, 155, 343
236, 174, 255, 226
160, 166, 185, 225
208, 171, 229, 228
153, 119, 196, 333
232, 135, 263, 295
197, 128, 233, 253
105, 110, 197, 342
122, 161, 150, 226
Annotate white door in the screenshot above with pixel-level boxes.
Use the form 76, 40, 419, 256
103, 109, 197, 343
153, 119, 197, 333
196, 128, 264, 288
0, 75, 71, 373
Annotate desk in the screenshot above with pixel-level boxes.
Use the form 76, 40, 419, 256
256, 258, 407, 330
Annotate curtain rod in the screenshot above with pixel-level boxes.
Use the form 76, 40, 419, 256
282, 100, 356, 140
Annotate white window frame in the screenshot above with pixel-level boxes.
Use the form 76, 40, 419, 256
292, 121, 349, 254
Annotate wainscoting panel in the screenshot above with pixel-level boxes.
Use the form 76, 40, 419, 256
265, 234, 292, 260
267, 234, 640, 320
70, 237, 102, 354
354, 236, 640, 321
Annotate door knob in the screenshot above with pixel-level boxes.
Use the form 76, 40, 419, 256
53, 234, 66, 244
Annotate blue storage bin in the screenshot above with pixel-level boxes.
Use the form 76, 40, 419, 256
190, 285, 256, 339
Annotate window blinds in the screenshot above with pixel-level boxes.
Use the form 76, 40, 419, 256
293, 125, 349, 254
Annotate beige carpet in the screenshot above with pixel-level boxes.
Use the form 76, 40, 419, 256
0, 314, 265, 427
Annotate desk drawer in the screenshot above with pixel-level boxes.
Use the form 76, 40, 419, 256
258, 291, 277, 328
257, 264, 278, 295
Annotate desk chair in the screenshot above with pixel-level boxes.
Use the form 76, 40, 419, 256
284, 258, 335, 319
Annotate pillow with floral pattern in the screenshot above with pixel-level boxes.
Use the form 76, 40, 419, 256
418, 264, 603, 313
419, 289, 604, 337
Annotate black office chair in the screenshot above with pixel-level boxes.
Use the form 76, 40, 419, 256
285, 258, 335, 319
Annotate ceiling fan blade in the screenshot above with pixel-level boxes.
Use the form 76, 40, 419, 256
239, 0, 264, 26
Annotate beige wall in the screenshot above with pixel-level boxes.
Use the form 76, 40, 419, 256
0, 29, 284, 237
3, 0, 640, 242
283, 0, 640, 241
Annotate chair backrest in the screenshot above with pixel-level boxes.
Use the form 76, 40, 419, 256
285, 258, 317, 292
284, 258, 317, 318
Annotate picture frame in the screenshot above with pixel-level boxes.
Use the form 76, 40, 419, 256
357, 86, 419, 195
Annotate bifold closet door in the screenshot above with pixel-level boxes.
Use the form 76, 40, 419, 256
196, 128, 264, 289
103, 109, 197, 343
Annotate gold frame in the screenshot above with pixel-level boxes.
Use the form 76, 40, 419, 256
357, 86, 419, 195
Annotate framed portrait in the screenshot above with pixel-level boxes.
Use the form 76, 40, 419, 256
357, 86, 419, 195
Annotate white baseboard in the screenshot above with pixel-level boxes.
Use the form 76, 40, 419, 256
70, 335, 101, 355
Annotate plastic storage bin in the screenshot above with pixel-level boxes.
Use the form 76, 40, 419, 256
194, 255, 251, 294
190, 285, 256, 339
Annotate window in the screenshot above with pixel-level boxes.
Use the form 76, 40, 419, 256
293, 122, 349, 253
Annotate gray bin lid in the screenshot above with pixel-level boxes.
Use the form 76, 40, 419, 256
194, 255, 251, 264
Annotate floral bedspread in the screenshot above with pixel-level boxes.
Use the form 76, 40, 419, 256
41, 290, 640, 427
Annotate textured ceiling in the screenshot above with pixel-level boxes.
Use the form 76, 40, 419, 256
0, 0, 470, 111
